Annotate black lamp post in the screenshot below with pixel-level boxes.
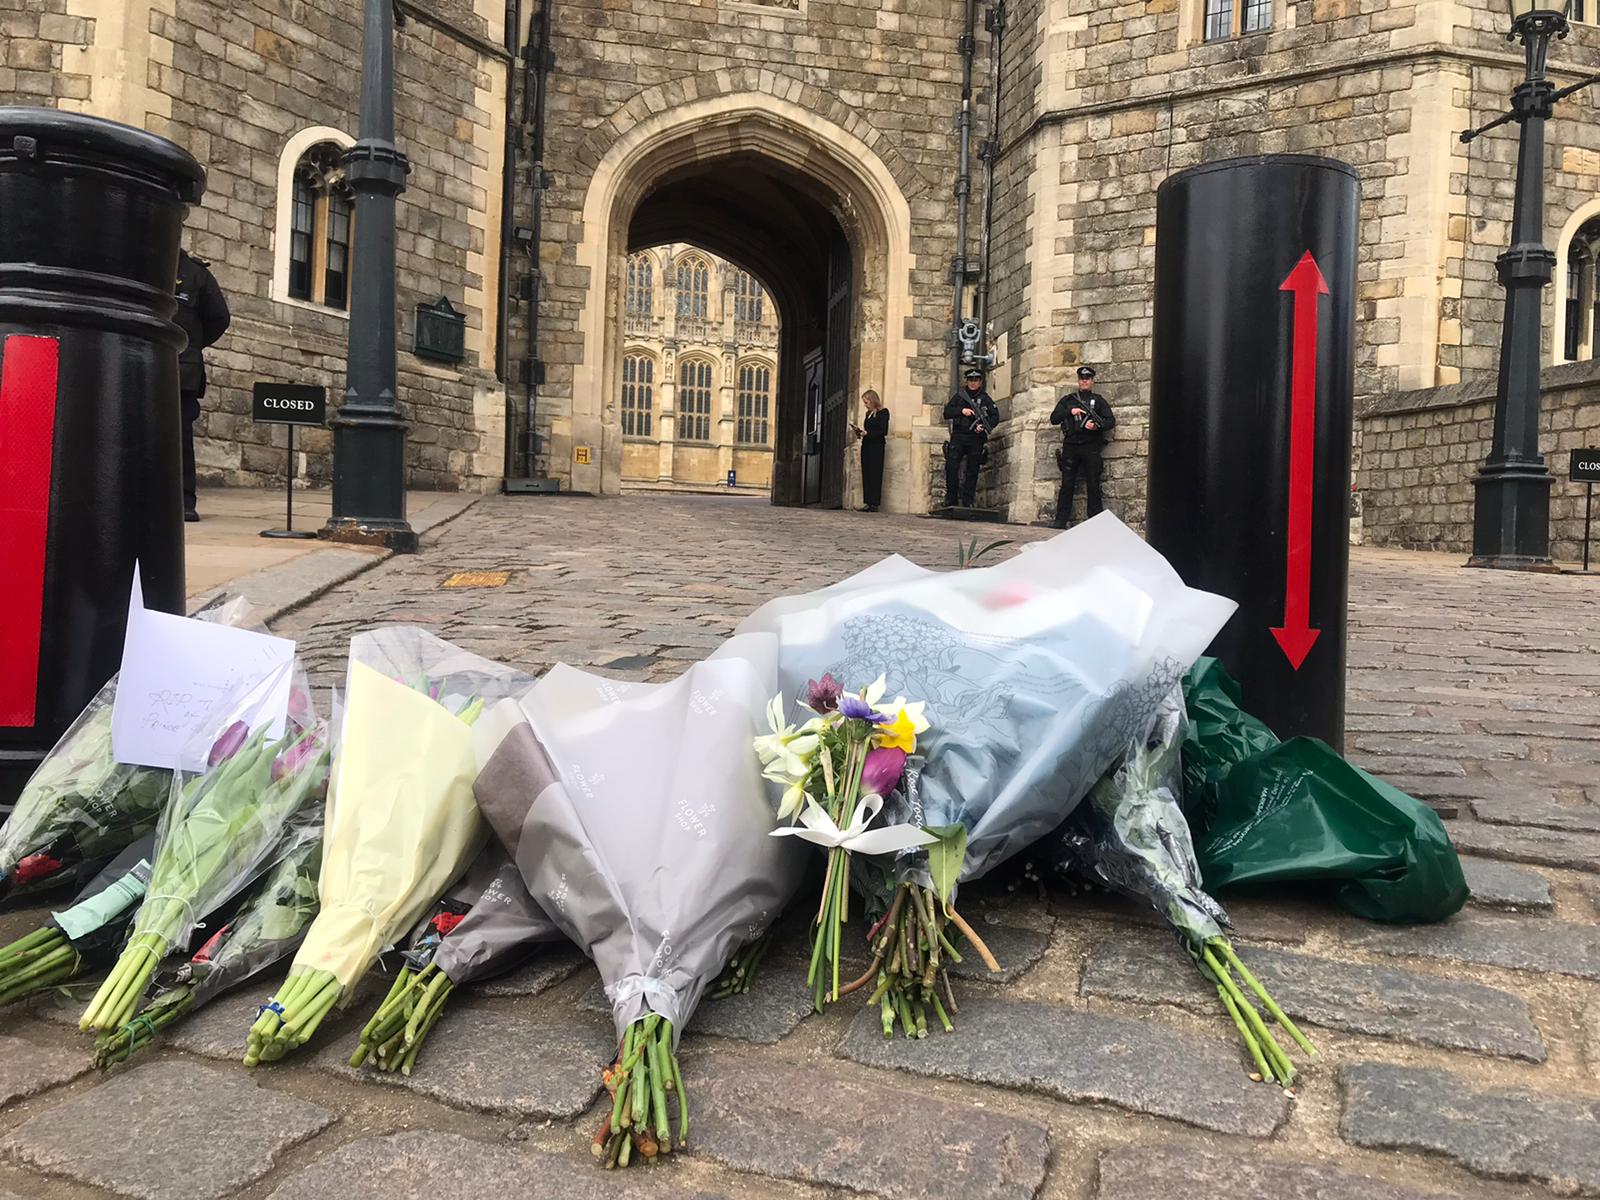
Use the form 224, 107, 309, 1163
1459, 0, 1591, 569
322, 0, 418, 552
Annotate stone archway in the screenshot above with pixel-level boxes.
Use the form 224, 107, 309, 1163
566, 92, 922, 511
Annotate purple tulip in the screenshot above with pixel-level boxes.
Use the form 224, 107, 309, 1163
271, 735, 321, 782
207, 720, 249, 767
805, 674, 843, 714
860, 746, 907, 797
839, 694, 889, 724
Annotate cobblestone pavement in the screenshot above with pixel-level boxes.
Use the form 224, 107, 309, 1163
4, 495, 1600, 1200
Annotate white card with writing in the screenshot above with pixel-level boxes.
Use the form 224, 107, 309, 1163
111, 566, 297, 771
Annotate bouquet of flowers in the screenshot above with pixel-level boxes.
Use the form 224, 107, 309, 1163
93, 823, 323, 1066
0, 833, 156, 1007
472, 633, 805, 1167
755, 674, 946, 1013
736, 514, 1236, 1038
350, 846, 564, 1075
1043, 692, 1316, 1086
0, 597, 260, 905
79, 682, 331, 1034
246, 628, 529, 1064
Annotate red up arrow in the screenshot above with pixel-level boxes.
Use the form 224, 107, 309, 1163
1271, 251, 1328, 671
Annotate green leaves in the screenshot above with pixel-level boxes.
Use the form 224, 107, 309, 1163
924, 824, 967, 911
956, 537, 1013, 570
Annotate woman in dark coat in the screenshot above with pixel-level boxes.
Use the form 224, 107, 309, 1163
854, 390, 889, 512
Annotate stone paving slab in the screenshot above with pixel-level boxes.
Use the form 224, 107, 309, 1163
949, 922, 1050, 983
1340, 1063, 1600, 1195
0, 1035, 90, 1107
838, 997, 1290, 1136
1355, 912, 1600, 980
1460, 856, 1554, 911
1471, 798, 1600, 833
1440, 822, 1600, 872
579, 966, 816, 1045
1094, 1144, 1466, 1200
691, 1055, 1050, 1200
1079, 938, 1545, 1061
163, 995, 254, 1060
265, 1131, 729, 1200
474, 944, 590, 997
2, 1061, 334, 1200
320, 1010, 612, 1120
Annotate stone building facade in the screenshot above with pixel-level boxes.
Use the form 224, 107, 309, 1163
3, 0, 515, 493
6, 0, 1600, 535
615, 244, 780, 495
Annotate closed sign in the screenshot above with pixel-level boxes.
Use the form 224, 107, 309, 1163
1573, 449, 1600, 483
252, 382, 326, 427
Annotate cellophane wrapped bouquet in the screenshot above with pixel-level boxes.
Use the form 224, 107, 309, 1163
473, 634, 805, 1167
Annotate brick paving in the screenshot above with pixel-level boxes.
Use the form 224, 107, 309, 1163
2, 495, 1599, 1200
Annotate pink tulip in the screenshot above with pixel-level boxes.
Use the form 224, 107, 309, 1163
860, 746, 908, 797
207, 721, 249, 767
271, 735, 321, 782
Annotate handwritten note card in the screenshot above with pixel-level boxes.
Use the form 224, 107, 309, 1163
110, 567, 297, 771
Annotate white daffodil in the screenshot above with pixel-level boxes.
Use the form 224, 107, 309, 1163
776, 779, 807, 821
753, 694, 821, 773
862, 675, 889, 707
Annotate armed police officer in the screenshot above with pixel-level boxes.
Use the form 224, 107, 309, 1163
1050, 364, 1115, 528
943, 367, 1001, 508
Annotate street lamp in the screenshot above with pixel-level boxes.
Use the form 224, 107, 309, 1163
321, 0, 418, 552
1458, 0, 1593, 569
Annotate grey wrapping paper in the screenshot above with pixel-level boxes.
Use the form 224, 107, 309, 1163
431, 848, 564, 985
736, 514, 1236, 886
473, 634, 804, 1044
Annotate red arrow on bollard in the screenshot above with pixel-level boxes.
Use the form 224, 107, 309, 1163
1271, 251, 1329, 671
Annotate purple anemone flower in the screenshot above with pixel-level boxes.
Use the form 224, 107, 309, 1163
838, 694, 889, 724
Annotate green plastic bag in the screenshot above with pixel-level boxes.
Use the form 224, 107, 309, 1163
1182, 658, 1468, 924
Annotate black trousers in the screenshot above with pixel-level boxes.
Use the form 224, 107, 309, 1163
944, 435, 983, 507
1056, 444, 1103, 527
861, 438, 885, 508
181, 391, 201, 512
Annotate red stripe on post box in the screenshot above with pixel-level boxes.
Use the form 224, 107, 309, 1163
0, 336, 61, 727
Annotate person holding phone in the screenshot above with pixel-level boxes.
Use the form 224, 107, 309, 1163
853, 389, 889, 512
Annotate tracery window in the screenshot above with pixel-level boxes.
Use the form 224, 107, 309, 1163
622, 353, 655, 438
678, 358, 714, 442
285, 141, 354, 310
736, 362, 771, 445
627, 254, 654, 316
676, 256, 710, 320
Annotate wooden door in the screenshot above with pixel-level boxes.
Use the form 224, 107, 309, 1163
820, 230, 851, 509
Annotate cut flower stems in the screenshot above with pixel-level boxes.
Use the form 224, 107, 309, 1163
1199, 936, 1317, 1087
594, 1016, 685, 1167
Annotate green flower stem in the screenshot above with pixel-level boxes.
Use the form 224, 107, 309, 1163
1215, 981, 1270, 1080
1202, 945, 1294, 1086
1214, 939, 1319, 1059
597, 1017, 682, 1168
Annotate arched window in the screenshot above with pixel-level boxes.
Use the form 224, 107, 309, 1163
1563, 217, 1600, 362
626, 254, 653, 316
735, 272, 765, 324
622, 353, 655, 438
282, 138, 354, 310
736, 361, 771, 445
678, 358, 714, 442
676, 256, 709, 320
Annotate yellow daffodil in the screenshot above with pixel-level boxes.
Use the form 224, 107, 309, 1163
873, 707, 919, 754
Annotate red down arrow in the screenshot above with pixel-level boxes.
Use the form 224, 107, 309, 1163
1271, 251, 1328, 671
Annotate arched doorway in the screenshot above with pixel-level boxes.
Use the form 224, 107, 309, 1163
570, 93, 919, 510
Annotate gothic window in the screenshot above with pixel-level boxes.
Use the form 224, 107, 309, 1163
676, 256, 710, 320
1202, 0, 1269, 39
627, 254, 654, 316
284, 140, 353, 310
1563, 218, 1600, 362
736, 362, 771, 445
678, 358, 714, 442
622, 353, 655, 438
735, 272, 765, 324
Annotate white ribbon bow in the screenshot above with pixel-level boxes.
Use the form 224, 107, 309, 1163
770, 794, 938, 855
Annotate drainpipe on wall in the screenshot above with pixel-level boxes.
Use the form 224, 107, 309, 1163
973, 0, 1005, 365
505, 0, 559, 492
497, 0, 521, 480
949, 0, 978, 395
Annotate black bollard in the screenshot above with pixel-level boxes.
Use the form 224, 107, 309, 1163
0, 109, 204, 806
1147, 155, 1358, 749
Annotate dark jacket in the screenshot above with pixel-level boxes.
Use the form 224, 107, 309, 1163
175, 251, 231, 397
944, 389, 1000, 439
1050, 390, 1115, 447
861, 408, 889, 442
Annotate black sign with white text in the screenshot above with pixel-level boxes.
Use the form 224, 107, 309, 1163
1573, 449, 1600, 483
251, 382, 326, 427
